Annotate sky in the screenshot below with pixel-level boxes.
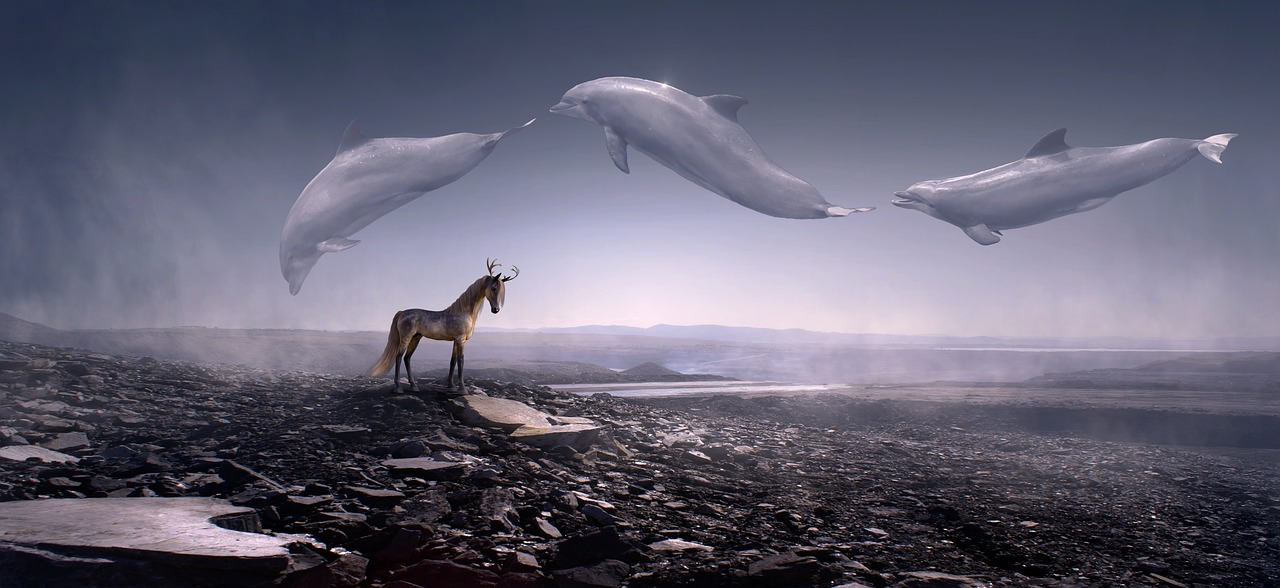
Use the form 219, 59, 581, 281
2, 1, 1279, 339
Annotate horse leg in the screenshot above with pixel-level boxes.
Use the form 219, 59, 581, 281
404, 335, 422, 392
393, 349, 405, 393
447, 346, 458, 389
456, 340, 467, 391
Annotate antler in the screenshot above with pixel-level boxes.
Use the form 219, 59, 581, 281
501, 266, 519, 282
486, 258, 501, 276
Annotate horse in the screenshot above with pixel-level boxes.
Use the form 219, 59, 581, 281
371, 258, 518, 392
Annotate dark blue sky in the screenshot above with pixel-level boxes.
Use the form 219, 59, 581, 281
3, 1, 1278, 338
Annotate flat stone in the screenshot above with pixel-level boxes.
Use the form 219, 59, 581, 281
748, 550, 823, 582
317, 424, 370, 439
343, 486, 406, 507
0, 426, 23, 443
581, 503, 615, 526
684, 450, 713, 464
381, 457, 466, 480
509, 424, 601, 450
510, 550, 540, 570
0, 445, 80, 463
533, 517, 562, 539
41, 431, 90, 453
895, 571, 986, 587
453, 396, 552, 432
0, 497, 294, 570
552, 559, 630, 588
647, 538, 714, 552
34, 415, 76, 432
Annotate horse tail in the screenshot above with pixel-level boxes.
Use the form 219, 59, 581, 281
370, 310, 403, 376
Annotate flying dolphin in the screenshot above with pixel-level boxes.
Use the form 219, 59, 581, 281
550, 76, 873, 219
279, 118, 535, 294
892, 129, 1236, 245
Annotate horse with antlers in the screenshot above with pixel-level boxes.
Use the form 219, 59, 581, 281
371, 258, 518, 392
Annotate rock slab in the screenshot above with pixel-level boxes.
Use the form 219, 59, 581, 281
0, 497, 294, 570
510, 423, 602, 450
453, 395, 553, 432
0, 445, 80, 464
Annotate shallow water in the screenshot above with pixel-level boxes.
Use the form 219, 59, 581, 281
557, 380, 844, 398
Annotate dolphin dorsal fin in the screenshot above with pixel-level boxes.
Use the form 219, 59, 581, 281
702, 94, 749, 121
1024, 128, 1070, 158
336, 119, 371, 155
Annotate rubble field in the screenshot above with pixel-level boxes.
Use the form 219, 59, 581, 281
1, 340, 1277, 587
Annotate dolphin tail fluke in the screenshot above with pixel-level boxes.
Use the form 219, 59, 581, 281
826, 205, 875, 217
1197, 133, 1237, 164
498, 118, 537, 140
484, 119, 536, 149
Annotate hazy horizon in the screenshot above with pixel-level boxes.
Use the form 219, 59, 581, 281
7, 309, 1278, 353
3, 2, 1278, 339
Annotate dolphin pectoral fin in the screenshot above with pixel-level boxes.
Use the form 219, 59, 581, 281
961, 224, 1002, 245
337, 119, 371, 155
826, 205, 875, 217
1024, 128, 1070, 158
317, 237, 360, 253
604, 127, 630, 174
701, 94, 749, 122
1197, 133, 1237, 163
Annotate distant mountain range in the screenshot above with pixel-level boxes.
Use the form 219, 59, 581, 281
4, 312, 1279, 385
481, 323, 1280, 352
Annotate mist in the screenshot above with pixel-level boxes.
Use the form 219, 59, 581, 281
3, 1, 1279, 340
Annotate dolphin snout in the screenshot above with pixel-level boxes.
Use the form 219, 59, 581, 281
550, 100, 590, 121
891, 191, 916, 206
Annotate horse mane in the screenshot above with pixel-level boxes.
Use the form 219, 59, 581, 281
445, 275, 492, 315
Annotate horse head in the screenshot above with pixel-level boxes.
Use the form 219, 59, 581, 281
485, 258, 519, 313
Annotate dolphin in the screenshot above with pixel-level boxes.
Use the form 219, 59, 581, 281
280, 118, 535, 294
550, 76, 873, 219
892, 129, 1236, 245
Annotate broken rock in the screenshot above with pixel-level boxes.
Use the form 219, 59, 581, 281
0, 445, 80, 464
0, 497, 301, 584
453, 395, 553, 432
381, 457, 466, 481
510, 424, 601, 451
552, 558, 630, 588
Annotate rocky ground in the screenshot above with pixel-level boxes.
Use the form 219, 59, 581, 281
1, 339, 1278, 588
